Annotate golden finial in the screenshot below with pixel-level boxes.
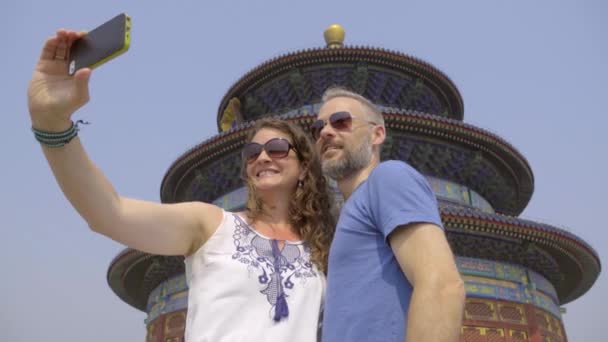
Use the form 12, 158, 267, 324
324, 24, 345, 48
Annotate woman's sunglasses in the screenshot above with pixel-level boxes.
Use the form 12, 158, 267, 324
242, 137, 297, 163
310, 111, 377, 141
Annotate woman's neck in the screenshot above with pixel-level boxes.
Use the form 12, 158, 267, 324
257, 202, 290, 225
255, 191, 292, 222
248, 194, 299, 240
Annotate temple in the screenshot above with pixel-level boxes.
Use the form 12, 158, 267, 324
107, 25, 600, 341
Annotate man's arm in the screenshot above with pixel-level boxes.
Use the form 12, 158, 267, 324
389, 223, 465, 342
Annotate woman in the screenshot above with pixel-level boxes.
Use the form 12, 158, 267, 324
28, 29, 335, 341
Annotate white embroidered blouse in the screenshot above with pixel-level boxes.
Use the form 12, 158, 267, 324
184, 210, 325, 342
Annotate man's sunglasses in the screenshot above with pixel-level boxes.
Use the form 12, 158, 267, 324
242, 138, 297, 163
310, 111, 377, 140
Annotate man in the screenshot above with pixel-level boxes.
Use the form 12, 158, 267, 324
312, 87, 465, 342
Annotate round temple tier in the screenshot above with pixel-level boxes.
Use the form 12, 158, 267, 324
107, 204, 600, 311
135, 256, 570, 341
441, 204, 600, 303
215, 45, 465, 131
162, 110, 533, 215
107, 249, 184, 311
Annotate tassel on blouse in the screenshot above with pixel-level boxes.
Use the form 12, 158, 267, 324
274, 293, 289, 322
271, 239, 289, 322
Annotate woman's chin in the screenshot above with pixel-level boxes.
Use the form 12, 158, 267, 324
253, 180, 294, 194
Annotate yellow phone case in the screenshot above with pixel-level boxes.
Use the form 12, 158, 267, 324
69, 13, 131, 75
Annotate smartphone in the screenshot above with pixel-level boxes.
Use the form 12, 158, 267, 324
68, 13, 132, 75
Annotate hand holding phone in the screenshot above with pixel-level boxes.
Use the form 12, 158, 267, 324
28, 14, 131, 130
68, 13, 131, 75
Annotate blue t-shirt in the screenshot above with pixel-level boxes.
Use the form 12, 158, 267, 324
322, 160, 443, 342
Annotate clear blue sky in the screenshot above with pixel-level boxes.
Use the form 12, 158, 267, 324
1, 1, 606, 341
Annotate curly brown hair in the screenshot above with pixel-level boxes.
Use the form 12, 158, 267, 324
240, 118, 335, 273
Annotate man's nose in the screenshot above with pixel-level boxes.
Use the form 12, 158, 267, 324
319, 121, 335, 140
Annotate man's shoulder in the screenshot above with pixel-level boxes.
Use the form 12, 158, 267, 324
370, 160, 422, 179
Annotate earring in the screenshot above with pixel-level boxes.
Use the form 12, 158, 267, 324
298, 180, 303, 188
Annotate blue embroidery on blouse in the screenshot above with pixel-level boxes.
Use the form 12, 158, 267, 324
231, 214, 317, 319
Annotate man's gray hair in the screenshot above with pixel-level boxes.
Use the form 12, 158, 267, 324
320, 86, 385, 126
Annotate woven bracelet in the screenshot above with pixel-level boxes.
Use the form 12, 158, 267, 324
32, 120, 90, 148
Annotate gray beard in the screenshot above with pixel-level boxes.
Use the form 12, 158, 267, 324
322, 138, 373, 180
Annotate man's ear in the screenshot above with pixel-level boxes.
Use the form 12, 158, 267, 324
372, 125, 386, 146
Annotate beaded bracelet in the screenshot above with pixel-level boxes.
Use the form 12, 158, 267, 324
32, 120, 89, 148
